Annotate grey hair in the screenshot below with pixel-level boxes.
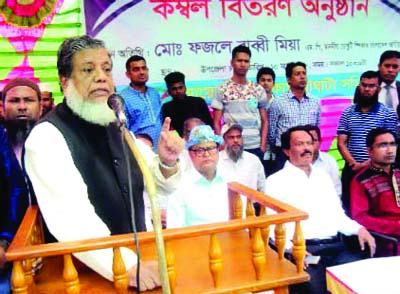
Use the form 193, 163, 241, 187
57, 35, 108, 78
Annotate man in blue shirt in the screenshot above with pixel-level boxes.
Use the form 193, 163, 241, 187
268, 62, 321, 171
120, 55, 162, 149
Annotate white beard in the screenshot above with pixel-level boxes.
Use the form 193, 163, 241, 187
65, 81, 116, 126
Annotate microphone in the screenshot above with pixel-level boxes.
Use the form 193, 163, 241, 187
107, 93, 127, 126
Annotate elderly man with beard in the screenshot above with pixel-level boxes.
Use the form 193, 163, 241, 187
24, 35, 184, 291
2, 78, 42, 165
265, 126, 376, 294
337, 70, 398, 214
219, 123, 265, 213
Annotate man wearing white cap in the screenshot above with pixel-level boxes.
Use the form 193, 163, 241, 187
219, 123, 265, 194
167, 125, 233, 228
39, 82, 54, 117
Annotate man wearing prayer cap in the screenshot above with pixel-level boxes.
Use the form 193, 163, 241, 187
167, 125, 236, 228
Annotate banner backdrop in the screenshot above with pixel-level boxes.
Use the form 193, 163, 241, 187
0, 0, 83, 101
84, 0, 400, 154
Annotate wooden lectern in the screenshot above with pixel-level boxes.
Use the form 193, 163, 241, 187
6, 182, 309, 294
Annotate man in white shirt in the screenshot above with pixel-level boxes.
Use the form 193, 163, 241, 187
377, 50, 400, 109
219, 123, 266, 214
24, 35, 183, 291
265, 125, 375, 294
167, 125, 230, 228
304, 124, 342, 197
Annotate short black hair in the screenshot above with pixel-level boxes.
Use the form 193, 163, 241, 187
379, 50, 400, 65
359, 70, 380, 82
125, 55, 146, 71
285, 62, 306, 78
281, 125, 313, 150
164, 71, 185, 89
366, 128, 396, 148
232, 45, 251, 60
256, 67, 276, 83
303, 124, 321, 141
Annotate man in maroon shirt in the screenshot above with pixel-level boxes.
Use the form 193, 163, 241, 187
350, 127, 400, 255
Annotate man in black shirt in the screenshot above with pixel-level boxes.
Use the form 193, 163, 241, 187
162, 71, 213, 136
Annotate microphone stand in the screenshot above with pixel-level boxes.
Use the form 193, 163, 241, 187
121, 126, 171, 294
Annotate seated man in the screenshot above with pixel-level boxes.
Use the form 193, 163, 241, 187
351, 128, 400, 255
304, 124, 342, 197
265, 126, 375, 294
219, 122, 265, 215
179, 117, 205, 171
219, 122, 265, 192
24, 35, 183, 291
167, 125, 231, 228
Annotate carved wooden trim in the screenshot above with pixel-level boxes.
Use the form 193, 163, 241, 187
63, 254, 80, 294
209, 234, 223, 288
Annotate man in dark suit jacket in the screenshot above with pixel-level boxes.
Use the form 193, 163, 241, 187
353, 51, 400, 108
162, 72, 213, 137
377, 50, 400, 109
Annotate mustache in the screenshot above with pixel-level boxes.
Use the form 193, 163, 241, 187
300, 150, 312, 157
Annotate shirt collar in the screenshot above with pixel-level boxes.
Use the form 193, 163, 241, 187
381, 81, 397, 88
354, 101, 380, 113
284, 160, 314, 177
368, 163, 395, 175
288, 90, 310, 100
189, 166, 224, 185
229, 78, 250, 87
314, 152, 323, 163
129, 83, 148, 94
220, 149, 243, 162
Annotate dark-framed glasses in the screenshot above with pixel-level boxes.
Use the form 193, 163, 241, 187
189, 145, 218, 156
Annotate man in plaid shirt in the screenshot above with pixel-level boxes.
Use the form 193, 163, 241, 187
268, 61, 321, 171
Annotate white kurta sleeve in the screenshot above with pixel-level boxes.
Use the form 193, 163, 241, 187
134, 135, 181, 195
24, 123, 137, 281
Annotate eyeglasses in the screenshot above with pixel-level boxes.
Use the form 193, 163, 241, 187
189, 145, 218, 157
373, 142, 397, 149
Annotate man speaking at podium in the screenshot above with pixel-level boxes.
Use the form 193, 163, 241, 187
24, 35, 183, 290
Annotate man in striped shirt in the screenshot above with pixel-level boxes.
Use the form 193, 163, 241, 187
337, 70, 398, 214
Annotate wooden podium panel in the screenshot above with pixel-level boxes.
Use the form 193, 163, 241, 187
7, 182, 309, 294
30, 231, 307, 294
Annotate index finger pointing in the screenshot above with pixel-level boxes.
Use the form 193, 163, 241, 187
162, 117, 171, 133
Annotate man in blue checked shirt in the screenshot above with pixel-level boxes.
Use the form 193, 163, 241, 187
268, 61, 321, 171
120, 55, 163, 150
